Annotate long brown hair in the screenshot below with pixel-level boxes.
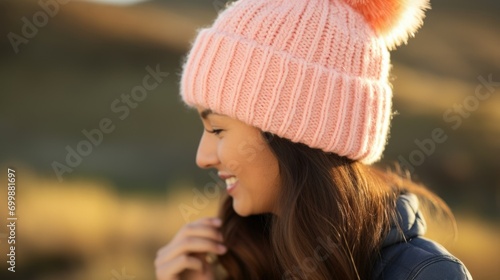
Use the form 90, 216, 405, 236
217, 131, 454, 279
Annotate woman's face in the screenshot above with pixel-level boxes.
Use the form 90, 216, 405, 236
194, 105, 280, 216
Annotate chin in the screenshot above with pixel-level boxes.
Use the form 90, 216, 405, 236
233, 201, 270, 217
232, 199, 261, 217
233, 202, 252, 217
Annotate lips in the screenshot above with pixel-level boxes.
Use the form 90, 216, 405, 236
218, 172, 238, 193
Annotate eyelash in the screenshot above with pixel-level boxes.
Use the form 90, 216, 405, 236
206, 128, 223, 136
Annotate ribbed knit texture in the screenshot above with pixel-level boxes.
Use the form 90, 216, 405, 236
180, 0, 396, 164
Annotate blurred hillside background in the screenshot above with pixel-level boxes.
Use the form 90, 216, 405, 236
0, 0, 499, 279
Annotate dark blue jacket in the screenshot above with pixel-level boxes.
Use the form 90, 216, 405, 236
373, 193, 473, 279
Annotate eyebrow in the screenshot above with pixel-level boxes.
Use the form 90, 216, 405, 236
199, 109, 214, 120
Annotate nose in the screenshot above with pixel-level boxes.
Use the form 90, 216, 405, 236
195, 131, 220, 169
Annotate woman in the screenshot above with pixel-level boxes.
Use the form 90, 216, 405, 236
155, 0, 472, 279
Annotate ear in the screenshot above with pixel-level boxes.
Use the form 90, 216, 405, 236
342, 0, 431, 50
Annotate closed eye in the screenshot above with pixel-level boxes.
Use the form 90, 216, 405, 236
205, 128, 223, 136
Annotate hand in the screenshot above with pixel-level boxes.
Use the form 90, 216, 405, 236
155, 217, 227, 280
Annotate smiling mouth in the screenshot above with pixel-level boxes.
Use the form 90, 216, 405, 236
225, 177, 238, 193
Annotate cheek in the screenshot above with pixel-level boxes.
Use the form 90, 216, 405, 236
219, 130, 277, 182
226, 159, 243, 174
235, 136, 269, 165
219, 137, 256, 174
216, 140, 238, 170
250, 152, 280, 193
261, 152, 280, 192
247, 164, 280, 213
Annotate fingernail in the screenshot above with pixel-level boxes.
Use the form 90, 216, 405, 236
218, 244, 227, 253
212, 218, 222, 226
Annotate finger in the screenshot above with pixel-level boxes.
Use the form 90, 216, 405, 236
156, 228, 224, 257
156, 238, 227, 267
192, 217, 222, 228
171, 217, 220, 242
157, 226, 223, 259
155, 239, 225, 268
155, 255, 203, 280
181, 223, 224, 242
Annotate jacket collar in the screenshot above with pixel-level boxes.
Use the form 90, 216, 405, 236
381, 193, 427, 248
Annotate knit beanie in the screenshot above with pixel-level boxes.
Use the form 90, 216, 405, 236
179, 0, 430, 164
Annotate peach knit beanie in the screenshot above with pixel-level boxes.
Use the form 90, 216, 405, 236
180, 0, 430, 164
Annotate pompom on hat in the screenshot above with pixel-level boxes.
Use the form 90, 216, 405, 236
179, 0, 430, 164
